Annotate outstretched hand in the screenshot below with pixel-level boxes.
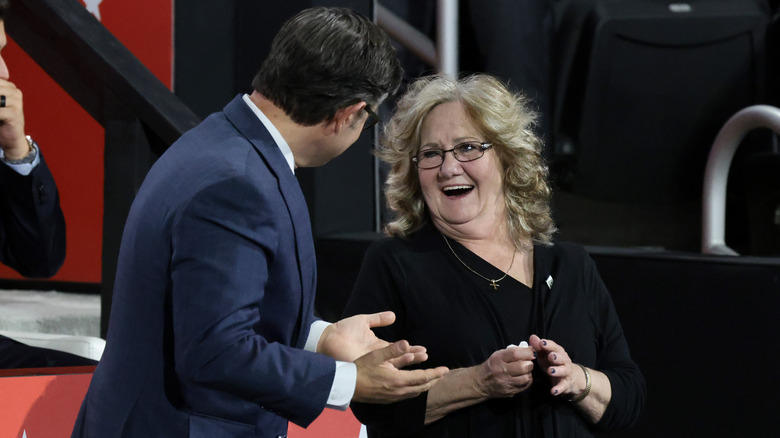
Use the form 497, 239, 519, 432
353, 340, 449, 404
317, 311, 395, 362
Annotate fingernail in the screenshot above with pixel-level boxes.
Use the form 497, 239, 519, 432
542, 340, 547, 346
552, 353, 557, 361
533, 352, 537, 358
550, 368, 556, 374
553, 389, 558, 395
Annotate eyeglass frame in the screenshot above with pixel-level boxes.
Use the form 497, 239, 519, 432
411, 141, 494, 169
362, 105, 380, 131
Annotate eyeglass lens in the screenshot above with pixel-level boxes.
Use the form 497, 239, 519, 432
415, 142, 489, 169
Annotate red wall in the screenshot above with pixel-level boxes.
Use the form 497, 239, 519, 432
0, 367, 95, 437
1, 0, 172, 283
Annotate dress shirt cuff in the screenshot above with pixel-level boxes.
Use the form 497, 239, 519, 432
0, 143, 40, 176
305, 320, 330, 353
327, 361, 356, 410
305, 321, 357, 409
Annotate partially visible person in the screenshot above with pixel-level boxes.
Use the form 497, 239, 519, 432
0, 0, 64, 278
0, 0, 94, 369
344, 73, 645, 437
72, 7, 447, 438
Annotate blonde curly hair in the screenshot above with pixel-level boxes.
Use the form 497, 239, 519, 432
378, 73, 556, 248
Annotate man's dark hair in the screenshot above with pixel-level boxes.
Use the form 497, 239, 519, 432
0, 0, 8, 20
252, 7, 402, 126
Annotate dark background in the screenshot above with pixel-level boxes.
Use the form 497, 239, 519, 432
173, 1, 780, 436
174, 0, 380, 238
73, 0, 780, 435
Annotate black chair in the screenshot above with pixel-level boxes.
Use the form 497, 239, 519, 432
553, 0, 770, 203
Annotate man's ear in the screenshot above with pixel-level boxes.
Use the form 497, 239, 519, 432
328, 101, 367, 134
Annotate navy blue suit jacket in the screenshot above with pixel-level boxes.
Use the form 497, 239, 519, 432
0, 152, 65, 278
0, 152, 75, 370
72, 96, 336, 437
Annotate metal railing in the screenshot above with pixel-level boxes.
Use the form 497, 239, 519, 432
375, 0, 458, 76
702, 105, 780, 255
372, 1, 459, 231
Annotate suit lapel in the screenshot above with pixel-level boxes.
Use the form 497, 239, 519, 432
222, 95, 317, 341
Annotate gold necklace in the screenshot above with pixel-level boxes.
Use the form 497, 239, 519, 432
442, 234, 517, 290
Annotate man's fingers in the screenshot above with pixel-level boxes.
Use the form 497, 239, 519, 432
365, 311, 396, 328
412, 366, 449, 383
372, 339, 392, 350
386, 343, 429, 368
353, 364, 449, 404
387, 350, 429, 369
408, 345, 426, 354
362, 339, 411, 364
406, 366, 449, 394
386, 352, 413, 368
390, 366, 449, 395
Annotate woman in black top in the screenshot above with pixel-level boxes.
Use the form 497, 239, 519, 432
343, 74, 645, 437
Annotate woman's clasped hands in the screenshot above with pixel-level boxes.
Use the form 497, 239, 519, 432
475, 334, 587, 400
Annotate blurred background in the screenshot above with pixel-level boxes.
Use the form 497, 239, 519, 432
2, 0, 779, 436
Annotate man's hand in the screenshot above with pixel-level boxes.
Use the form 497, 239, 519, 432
352, 340, 449, 404
0, 79, 29, 160
317, 311, 395, 362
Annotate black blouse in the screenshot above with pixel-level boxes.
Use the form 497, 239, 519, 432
343, 225, 645, 437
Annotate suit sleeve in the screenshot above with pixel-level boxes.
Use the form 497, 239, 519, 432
169, 175, 335, 427
0, 151, 66, 278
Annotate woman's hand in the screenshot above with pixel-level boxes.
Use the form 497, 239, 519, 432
425, 345, 535, 424
528, 334, 612, 423
528, 334, 581, 398
474, 346, 535, 398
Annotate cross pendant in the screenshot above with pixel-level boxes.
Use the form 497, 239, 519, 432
490, 280, 499, 290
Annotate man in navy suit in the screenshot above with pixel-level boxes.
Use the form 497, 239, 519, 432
0, 0, 94, 369
72, 7, 448, 437
0, 0, 64, 280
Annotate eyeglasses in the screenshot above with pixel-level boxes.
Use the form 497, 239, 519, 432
412, 142, 493, 169
362, 105, 380, 131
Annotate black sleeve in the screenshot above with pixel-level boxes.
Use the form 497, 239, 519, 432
0, 335, 97, 369
584, 254, 647, 431
0, 152, 66, 278
342, 241, 428, 437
